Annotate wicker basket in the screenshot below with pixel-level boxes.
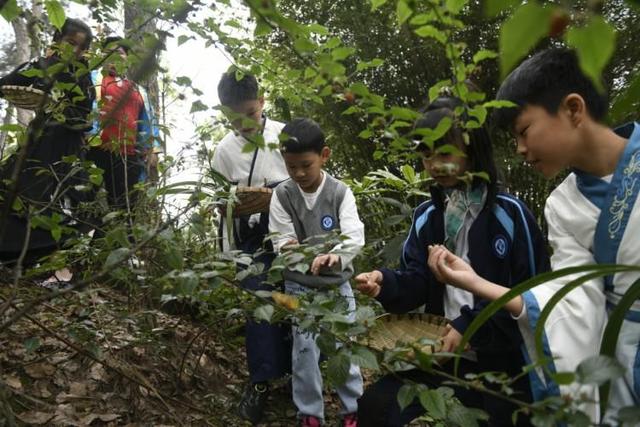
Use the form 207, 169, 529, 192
233, 186, 273, 216
367, 313, 449, 354
0, 85, 49, 110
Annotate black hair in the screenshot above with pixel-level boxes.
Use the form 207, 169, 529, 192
494, 47, 608, 130
52, 18, 93, 51
414, 96, 498, 208
280, 118, 326, 154
217, 68, 259, 107
102, 36, 130, 54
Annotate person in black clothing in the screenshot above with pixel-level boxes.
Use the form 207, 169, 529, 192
355, 96, 551, 426
0, 18, 95, 266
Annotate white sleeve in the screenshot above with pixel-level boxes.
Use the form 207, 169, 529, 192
516, 195, 605, 421
331, 188, 365, 269
268, 191, 297, 253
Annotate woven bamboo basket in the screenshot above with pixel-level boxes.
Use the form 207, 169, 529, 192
367, 313, 449, 354
0, 85, 49, 110
233, 186, 273, 216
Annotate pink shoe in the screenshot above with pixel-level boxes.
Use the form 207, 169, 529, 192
299, 415, 322, 427
342, 413, 357, 427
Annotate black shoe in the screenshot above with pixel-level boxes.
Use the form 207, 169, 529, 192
236, 382, 269, 424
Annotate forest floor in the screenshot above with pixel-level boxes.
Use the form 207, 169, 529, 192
0, 279, 352, 426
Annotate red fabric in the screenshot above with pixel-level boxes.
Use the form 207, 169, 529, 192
99, 75, 143, 155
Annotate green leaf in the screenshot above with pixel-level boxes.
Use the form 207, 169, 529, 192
358, 129, 373, 139
414, 25, 446, 44
177, 35, 191, 46
0, 0, 21, 22
370, 0, 388, 12
190, 100, 208, 113
618, 406, 640, 425
253, 304, 274, 323
24, 337, 40, 353
485, 0, 519, 17
308, 23, 329, 35
499, 2, 552, 78
396, 0, 412, 25
446, 0, 468, 14
549, 371, 575, 385
326, 352, 351, 386
565, 16, 616, 93
397, 384, 418, 410
356, 58, 384, 71
104, 248, 130, 269
482, 100, 517, 109
473, 49, 498, 64
45, 0, 66, 30
294, 37, 316, 53
576, 355, 624, 386
331, 47, 356, 61
418, 389, 446, 419
254, 19, 272, 37
350, 346, 379, 370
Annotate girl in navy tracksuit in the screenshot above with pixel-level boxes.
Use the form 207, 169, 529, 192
355, 96, 550, 426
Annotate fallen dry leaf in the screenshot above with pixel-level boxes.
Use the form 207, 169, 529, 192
4, 375, 22, 389
17, 411, 55, 425
24, 362, 56, 379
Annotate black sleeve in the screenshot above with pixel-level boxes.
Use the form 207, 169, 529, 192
376, 210, 432, 313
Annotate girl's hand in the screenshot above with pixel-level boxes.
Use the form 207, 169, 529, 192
427, 245, 481, 292
311, 253, 340, 275
440, 324, 469, 353
354, 270, 383, 298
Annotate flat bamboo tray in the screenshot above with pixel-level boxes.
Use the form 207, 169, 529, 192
234, 186, 273, 216
367, 313, 449, 354
0, 85, 49, 110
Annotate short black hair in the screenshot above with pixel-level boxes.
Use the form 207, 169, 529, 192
414, 96, 498, 207
102, 36, 130, 54
53, 18, 93, 50
280, 118, 326, 154
494, 47, 608, 130
217, 69, 259, 107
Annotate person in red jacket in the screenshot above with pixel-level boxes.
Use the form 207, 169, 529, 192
88, 36, 160, 214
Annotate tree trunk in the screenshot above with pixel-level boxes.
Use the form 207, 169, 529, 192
10, 17, 33, 126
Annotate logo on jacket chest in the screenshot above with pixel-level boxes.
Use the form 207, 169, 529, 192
321, 215, 336, 231
492, 234, 509, 259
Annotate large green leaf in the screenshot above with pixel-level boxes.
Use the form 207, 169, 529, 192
326, 352, 351, 386
0, 0, 21, 22
565, 16, 616, 93
576, 355, 624, 386
418, 389, 446, 419
45, 0, 66, 30
499, 2, 552, 79
396, 0, 412, 25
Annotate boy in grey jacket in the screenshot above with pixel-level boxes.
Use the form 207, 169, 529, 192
269, 118, 363, 427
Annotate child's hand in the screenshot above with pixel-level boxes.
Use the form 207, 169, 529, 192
354, 270, 383, 298
282, 239, 299, 250
311, 253, 340, 275
440, 324, 469, 353
427, 245, 480, 292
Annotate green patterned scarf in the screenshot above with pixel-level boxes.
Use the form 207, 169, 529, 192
444, 185, 487, 252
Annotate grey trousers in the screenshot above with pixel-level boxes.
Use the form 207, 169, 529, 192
284, 281, 363, 421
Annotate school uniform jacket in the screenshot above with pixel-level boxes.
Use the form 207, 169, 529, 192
376, 189, 550, 375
